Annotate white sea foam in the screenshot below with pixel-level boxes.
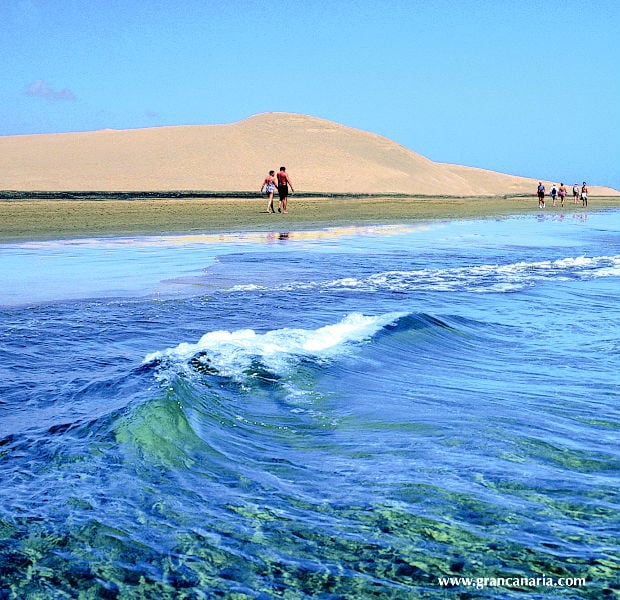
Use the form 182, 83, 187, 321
144, 312, 406, 379
224, 255, 620, 295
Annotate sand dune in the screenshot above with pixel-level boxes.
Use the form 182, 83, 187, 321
1, 112, 617, 196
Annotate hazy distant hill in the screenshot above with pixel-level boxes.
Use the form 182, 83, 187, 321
1, 112, 617, 196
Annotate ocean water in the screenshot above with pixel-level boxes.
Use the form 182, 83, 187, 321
1, 210, 619, 599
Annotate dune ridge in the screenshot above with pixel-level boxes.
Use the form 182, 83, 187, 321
1, 112, 617, 196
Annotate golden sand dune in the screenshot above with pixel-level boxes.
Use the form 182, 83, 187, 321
1, 112, 617, 196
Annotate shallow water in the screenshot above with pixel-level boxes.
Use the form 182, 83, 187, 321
1, 211, 619, 598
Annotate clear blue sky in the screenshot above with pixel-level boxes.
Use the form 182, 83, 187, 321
2, 0, 619, 189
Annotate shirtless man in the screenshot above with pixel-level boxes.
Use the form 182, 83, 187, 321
276, 166, 294, 214
558, 183, 567, 207
581, 182, 588, 207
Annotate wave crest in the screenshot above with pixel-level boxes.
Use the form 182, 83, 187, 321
144, 312, 408, 381
229, 254, 620, 295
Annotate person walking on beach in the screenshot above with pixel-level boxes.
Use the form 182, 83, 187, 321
573, 183, 580, 204
581, 181, 588, 207
550, 184, 558, 206
260, 170, 277, 213
537, 182, 546, 208
276, 166, 294, 214
558, 183, 567, 207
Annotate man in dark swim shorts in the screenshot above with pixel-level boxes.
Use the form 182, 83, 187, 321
537, 182, 545, 208
276, 166, 294, 214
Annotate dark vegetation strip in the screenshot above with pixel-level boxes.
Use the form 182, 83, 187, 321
0, 190, 532, 201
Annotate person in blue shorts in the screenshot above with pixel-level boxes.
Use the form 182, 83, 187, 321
550, 184, 558, 206
260, 170, 277, 213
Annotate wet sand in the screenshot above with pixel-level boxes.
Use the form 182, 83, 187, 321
1, 195, 618, 242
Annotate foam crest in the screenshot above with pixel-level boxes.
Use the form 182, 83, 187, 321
227, 254, 620, 295
144, 312, 406, 378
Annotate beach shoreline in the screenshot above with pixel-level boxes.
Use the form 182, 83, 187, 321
1, 195, 618, 242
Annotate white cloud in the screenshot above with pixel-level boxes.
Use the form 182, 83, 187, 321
25, 79, 76, 101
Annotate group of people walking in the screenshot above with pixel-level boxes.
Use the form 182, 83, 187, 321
261, 170, 590, 214
537, 181, 588, 209
260, 166, 294, 214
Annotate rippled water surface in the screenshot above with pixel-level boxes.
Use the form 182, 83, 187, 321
1, 211, 619, 598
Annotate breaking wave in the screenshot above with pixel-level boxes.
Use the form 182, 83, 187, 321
228, 254, 620, 294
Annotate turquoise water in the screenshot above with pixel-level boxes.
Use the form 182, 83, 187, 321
1, 211, 619, 598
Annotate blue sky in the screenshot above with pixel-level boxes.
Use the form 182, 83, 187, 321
2, 0, 619, 189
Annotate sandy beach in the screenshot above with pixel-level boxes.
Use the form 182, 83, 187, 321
1, 113, 618, 242
2, 113, 619, 198
1, 195, 619, 242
